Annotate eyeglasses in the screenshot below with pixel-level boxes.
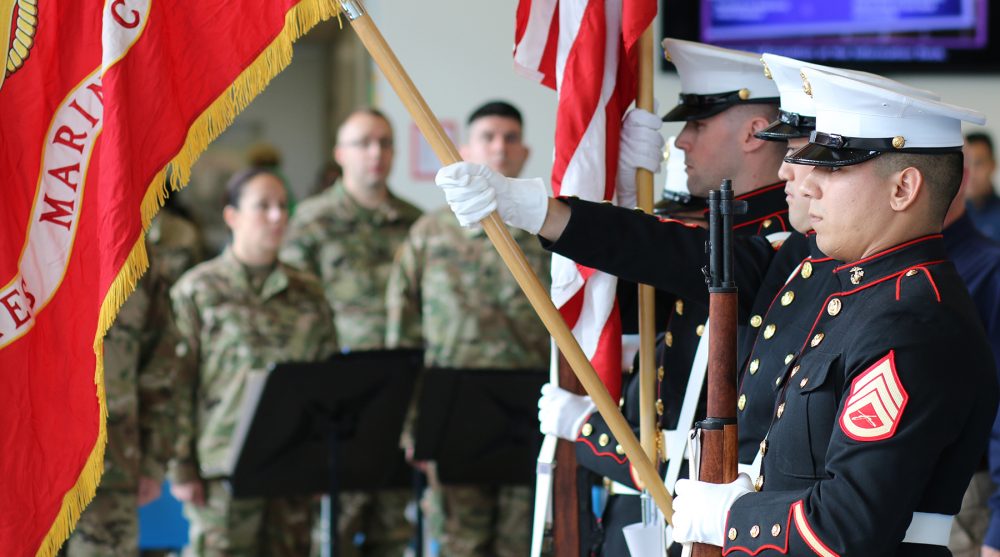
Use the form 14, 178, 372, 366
340, 137, 394, 150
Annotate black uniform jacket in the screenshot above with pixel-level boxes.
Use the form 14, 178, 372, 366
736, 233, 839, 462
543, 183, 796, 486
724, 235, 998, 556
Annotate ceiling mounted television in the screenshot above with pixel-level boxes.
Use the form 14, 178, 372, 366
661, 0, 999, 73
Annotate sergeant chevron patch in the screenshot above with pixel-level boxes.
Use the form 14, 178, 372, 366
840, 351, 908, 442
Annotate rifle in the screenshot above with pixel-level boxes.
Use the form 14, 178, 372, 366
692, 179, 744, 557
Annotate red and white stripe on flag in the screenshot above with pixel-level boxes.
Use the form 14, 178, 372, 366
514, 0, 655, 400
0, 2, 336, 555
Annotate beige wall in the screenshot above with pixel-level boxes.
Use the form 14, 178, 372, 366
370, 1, 999, 211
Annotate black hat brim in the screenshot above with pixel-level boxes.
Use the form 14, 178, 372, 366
784, 143, 882, 167
662, 102, 734, 122
755, 120, 812, 141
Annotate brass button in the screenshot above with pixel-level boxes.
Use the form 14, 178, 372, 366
763, 324, 776, 339
616, 444, 625, 455
696, 324, 705, 337
750, 525, 760, 538
754, 475, 764, 491
775, 375, 783, 387
728, 527, 738, 541
777, 402, 785, 418
738, 87, 750, 100
800, 377, 809, 388
582, 423, 593, 437
599, 433, 609, 447
657, 366, 664, 380
665, 332, 673, 347
675, 299, 684, 316
759, 439, 768, 455
749, 359, 760, 374
751, 315, 763, 328
791, 364, 800, 377
827, 298, 842, 316
771, 523, 781, 537
655, 399, 664, 416
738, 394, 747, 411
801, 261, 813, 279
811, 332, 825, 347
781, 291, 795, 306
784, 353, 795, 365
892, 135, 906, 149
906, 268, 919, 277
763, 218, 773, 229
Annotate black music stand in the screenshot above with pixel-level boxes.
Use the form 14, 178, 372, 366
412, 368, 546, 485
225, 349, 423, 556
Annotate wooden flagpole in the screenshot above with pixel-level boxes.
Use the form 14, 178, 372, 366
635, 26, 659, 471
336, 0, 674, 523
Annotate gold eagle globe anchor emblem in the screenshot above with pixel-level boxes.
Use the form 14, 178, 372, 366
1, 0, 38, 92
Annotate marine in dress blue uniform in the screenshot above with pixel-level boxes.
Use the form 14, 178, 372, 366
545, 38, 789, 556
671, 64, 998, 557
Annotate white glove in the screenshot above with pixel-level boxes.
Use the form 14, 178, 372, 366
537, 383, 597, 440
671, 474, 754, 547
435, 162, 549, 234
617, 107, 666, 209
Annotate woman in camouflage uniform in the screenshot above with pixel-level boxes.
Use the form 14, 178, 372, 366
166, 168, 338, 556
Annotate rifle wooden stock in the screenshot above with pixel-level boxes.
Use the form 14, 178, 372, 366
694, 184, 740, 556
692, 294, 740, 557
338, 0, 675, 524
554, 355, 582, 557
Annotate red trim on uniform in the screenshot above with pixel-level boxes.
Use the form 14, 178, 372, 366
734, 210, 789, 233
894, 263, 945, 302
832, 234, 943, 273
700, 182, 787, 216
791, 500, 841, 557
576, 436, 629, 464
798, 269, 921, 354
838, 351, 909, 442
655, 216, 702, 229
721, 506, 792, 555
738, 182, 787, 199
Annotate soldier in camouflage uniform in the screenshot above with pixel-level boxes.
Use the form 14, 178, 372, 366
281, 108, 422, 557
166, 168, 338, 556
147, 200, 207, 284
62, 255, 176, 557
63, 194, 207, 557
385, 101, 547, 557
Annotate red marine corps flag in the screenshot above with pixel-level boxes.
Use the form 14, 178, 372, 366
513, 0, 656, 400
0, 1, 337, 554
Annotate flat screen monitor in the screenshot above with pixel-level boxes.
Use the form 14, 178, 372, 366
661, 0, 999, 72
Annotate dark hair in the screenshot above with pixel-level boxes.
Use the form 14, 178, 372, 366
965, 132, 994, 157
873, 151, 965, 221
225, 167, 283, 208
467, 101, 523, 127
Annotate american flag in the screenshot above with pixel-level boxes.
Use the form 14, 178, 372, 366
513, 0, 655, 400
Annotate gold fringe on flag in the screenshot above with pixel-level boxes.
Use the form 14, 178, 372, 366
36, 1, 342, 555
